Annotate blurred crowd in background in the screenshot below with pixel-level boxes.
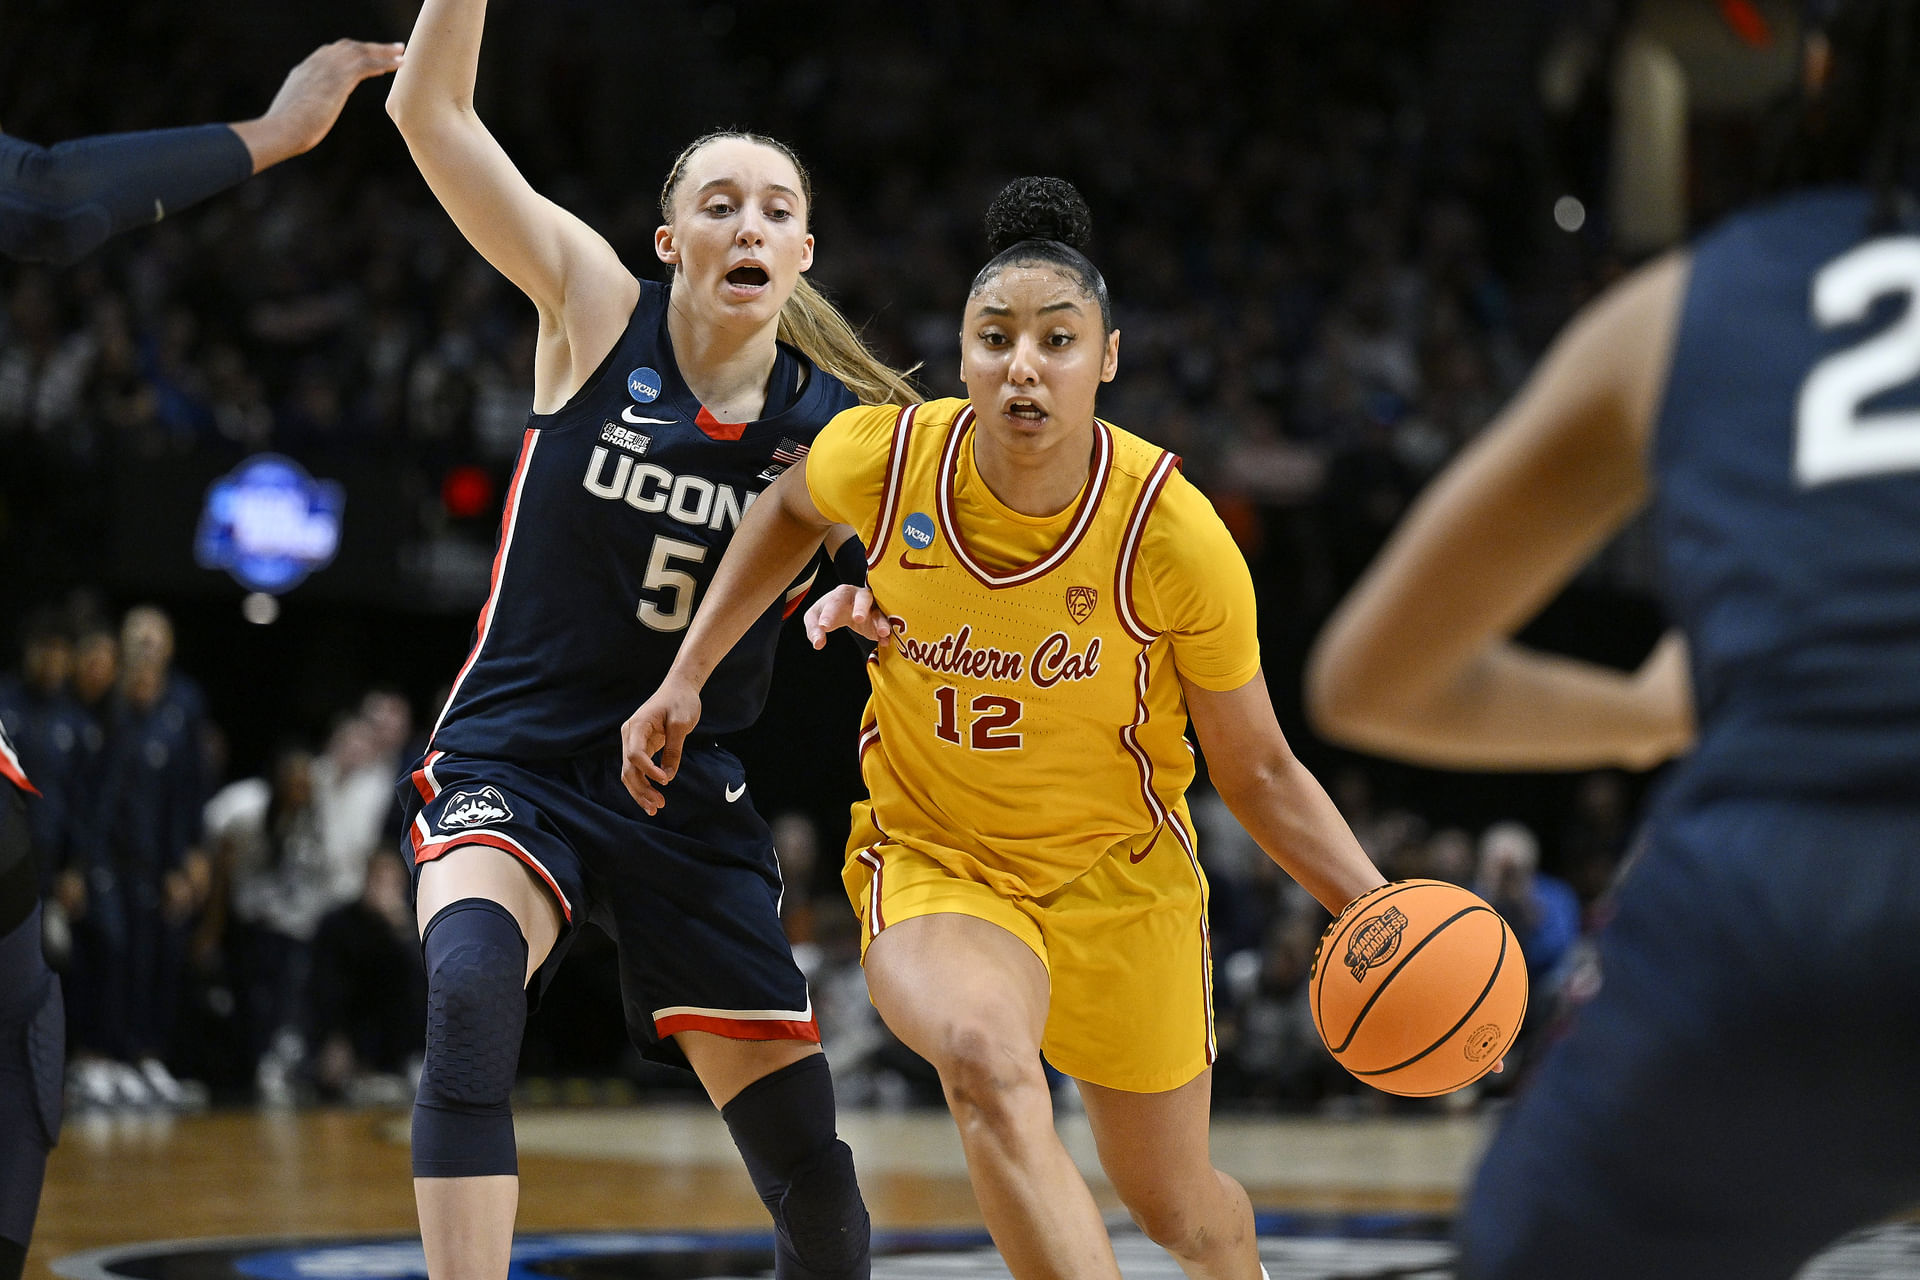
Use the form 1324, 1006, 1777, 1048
2, 0, 1672, 1109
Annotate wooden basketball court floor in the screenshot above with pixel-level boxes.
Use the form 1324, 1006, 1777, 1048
29, 1101, 1485, 1280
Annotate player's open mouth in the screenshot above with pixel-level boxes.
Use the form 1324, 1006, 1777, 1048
1005, 398, 1047, 424
726, 264, 770, 291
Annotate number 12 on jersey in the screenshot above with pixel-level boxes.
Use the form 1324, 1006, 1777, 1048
934, 686, 1024, 750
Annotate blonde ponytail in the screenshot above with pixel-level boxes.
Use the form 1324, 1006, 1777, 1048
778, 276, 920, 408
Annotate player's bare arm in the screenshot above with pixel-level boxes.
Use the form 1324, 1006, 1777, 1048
228, 40, 405, 174
1306, 251, 1696, 771
1181, 670, 1385, 914
386, 0, 637, 411
621, 462, 831, 811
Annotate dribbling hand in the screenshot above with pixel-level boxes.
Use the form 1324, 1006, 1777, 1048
803, 584, 892, 650
620, 678, 702, 815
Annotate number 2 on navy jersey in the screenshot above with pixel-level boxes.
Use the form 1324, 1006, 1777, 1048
1795, 236, 1920, 487
637, 536, 707, 632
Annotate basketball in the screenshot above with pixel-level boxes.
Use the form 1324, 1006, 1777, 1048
1309, 880, 1529, 1097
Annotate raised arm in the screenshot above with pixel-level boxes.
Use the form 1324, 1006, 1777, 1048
1184, 672, 1385, 915
1305, 252, 1695, 771
385, 0, 635, 406
1, 40, 401, 266
620, 463, 834, 811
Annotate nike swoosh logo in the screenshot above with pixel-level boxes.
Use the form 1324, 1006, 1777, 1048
724, 782, 746, 803
623, 407, 678, 425
898, 550, 940, 571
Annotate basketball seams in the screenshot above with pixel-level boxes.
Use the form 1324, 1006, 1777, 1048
1325, 905, 1492, 1054
1349, 917, 1508, 1076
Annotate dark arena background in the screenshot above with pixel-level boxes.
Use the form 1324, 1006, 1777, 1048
3, 1, 1916, 1278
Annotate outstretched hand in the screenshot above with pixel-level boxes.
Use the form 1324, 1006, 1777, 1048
803, 584, 892, 651
620, 678, 702, 815
243, 39, 406, 171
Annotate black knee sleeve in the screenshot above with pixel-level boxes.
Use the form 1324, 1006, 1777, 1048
411, 899, 527, 1179
721, 1055, 870, 1280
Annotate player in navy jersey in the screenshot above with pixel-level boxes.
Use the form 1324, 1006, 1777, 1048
0, 722, 58, 1280
1307, 3, 1920, 1276
385, 3, 917, 1277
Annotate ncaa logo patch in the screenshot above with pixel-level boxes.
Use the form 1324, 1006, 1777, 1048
438, 786, 513, 832
1345, 906, 1408, 981
902, 512, 936, 551
627, 367, 662, 403
1065, 585, 1098, 624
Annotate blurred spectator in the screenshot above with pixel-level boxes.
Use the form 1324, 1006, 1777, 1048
1475, 821, 1581, 985
305, 850, 426, 1105
66, 606, 210, 1109
204, 745, 335, 1099
311, 691, 411, 902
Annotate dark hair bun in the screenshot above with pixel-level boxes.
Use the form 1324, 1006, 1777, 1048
985, 177, 1093, 256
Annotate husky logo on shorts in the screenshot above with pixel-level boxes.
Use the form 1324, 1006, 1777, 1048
1345, 906, 1408, 981
1065, 585, 1098, 625
439, 786, 514, 831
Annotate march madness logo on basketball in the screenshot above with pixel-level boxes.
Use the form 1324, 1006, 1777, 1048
438, 787, 513, 831
1344, 906, 1408, 981
1065, 585, 1097, 624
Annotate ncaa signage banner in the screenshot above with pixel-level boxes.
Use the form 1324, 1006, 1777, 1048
194, 454, 345, 594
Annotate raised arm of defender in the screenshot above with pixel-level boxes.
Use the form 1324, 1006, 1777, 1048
386, 0, 636, 411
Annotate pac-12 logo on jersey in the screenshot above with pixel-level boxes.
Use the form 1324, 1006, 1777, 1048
628, 367, 662, 403
1065, 586, 1098, 624
903, 513, 936, 550
439, 786, 514, 831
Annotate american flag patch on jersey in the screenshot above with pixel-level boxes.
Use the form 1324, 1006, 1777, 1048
772, 438, 810, 466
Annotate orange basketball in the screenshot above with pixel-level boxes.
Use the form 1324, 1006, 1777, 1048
1309, 879, 1529, 1097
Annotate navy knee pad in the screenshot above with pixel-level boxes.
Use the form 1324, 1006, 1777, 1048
411, 899, 528, 1179
721, 1055, 870, 1280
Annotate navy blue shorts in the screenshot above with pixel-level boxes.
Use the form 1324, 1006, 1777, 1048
1458, 797, 1920, 1280
399, 743, 817, 1064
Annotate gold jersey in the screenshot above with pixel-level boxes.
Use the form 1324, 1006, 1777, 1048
807, 398, 1261, 900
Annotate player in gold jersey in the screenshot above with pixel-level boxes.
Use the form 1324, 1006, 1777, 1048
623, 178, 1385, 1280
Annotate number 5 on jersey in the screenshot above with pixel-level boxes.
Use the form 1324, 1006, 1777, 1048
934, 687, 1024, 751
637, 535, 707, 632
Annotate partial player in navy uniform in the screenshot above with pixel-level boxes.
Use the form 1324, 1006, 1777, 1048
0, 722, 61, 1280
0, 39, 401, 265
1308, 3, 1920, 1276
385, 3, 918, 1277
0, 609, 87, 899
0, 41, 400, 1274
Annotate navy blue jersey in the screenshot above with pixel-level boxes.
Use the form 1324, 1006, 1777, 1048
1653, 189, 1920, 802
430, 280, 861, 760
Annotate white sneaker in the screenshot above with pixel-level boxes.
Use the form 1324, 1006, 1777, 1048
68, 1059, 118, 1110
139, 1057, 209, 1110
107, 1060, 155, 1108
